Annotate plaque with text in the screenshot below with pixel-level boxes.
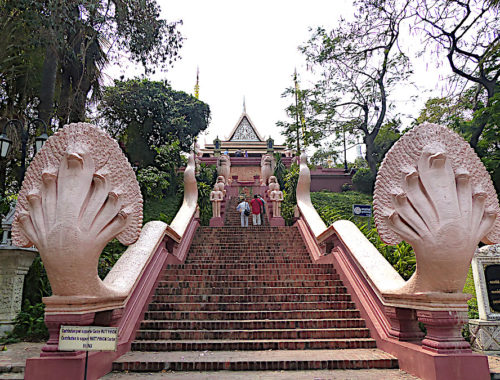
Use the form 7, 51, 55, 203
485, 264, 500, 312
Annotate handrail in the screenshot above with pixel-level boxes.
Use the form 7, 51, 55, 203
170, 153, 198, 238
294, 152, 489, 380
26, 152, 200, 380
296, 153, 327, 237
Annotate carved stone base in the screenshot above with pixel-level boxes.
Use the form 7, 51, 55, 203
41, 312, 95, 356
416, 310, 471, 353
209, 217, 224, 227
469, 319, 500, 353
384, 306, 424, 342
0, 246, 37, 334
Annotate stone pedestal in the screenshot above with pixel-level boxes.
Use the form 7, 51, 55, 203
469, 244, 500, 354
417, 310, 471, 353
0, 246, 37, 334
384, 306, 424, 342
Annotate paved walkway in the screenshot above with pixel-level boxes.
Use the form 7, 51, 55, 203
2, 342, 500, 379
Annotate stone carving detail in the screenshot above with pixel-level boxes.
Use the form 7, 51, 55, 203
217, 154, 231, 184
260, 154, 276, 185
210, 185, 223, 218
231, 117, 259, 141
270, 182, 284, 217
267, 176, 279, 196
374, 123, 500, 294
215, 176, 226, 196
469, 322, 500, 352
11, 123, 143, 297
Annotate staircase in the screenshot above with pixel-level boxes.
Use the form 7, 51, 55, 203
109, 196, 412, 378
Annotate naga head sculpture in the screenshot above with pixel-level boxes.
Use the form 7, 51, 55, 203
11, 123, 143, 298
374, 123, 499, 294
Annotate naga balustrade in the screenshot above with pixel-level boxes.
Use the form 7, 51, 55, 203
11, 123, 200, 380
294, 123, 500, 380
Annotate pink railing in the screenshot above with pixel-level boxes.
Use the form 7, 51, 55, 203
25, 155, 200, 380
294, 152, 490, 380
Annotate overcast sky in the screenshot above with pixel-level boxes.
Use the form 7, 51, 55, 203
106, 0, 450, 159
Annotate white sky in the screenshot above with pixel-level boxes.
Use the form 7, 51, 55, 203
106, 0, 452, 160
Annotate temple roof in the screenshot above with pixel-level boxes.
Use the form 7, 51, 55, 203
226, 112, 263, 142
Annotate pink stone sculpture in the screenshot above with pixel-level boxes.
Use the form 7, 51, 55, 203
260, 154, 276, 185
267, 175, 279, 197
11, 123, 143, 298
270, 184, 284, 217
215, 175, 226, 197
374, 123, 500, 294
217, 154, 231, 183
210, 185, 223, 218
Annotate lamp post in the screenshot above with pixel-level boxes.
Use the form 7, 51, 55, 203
0, 118, 49, 185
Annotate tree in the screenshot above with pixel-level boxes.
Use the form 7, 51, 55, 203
416, 91, 500, 193
99, 78, 210, 167
371, 119, 402, 166
414, 0, 499, 148
1, 0, 184, 127
299, 0, 412, 176
277, 72, 325, 153
310, 143, 341, 167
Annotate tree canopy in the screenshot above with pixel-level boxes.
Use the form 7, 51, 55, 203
99, 78, 210, 167
289, 0, 412, 176
0, 0, 183, 126
413, 0, 499, 148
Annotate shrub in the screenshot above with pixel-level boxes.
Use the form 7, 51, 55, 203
341, 183, 353, 192
352, 168, 375, 194
1, 301, 48, 344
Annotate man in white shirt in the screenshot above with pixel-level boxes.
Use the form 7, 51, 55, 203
236, 197, 250, 227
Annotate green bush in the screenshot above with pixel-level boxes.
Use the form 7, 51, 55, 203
310, 191, 416, 280
1, 300, 48, 344
195, 163, 218, 226
341, 183, 353, 192
352, 168, 375, 194
282, 164, 299, 225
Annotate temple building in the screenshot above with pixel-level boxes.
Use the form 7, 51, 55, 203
199, 111, 289, 157
198, 109, 354, 192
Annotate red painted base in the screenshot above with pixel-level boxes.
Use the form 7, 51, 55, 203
209, 217, 224, 227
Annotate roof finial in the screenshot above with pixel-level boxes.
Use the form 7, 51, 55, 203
194, 66, 200, 99
243, 97, 246, 113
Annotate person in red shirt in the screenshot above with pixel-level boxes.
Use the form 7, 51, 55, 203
250, 195, 263, 226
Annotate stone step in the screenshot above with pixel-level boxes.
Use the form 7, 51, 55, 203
161, 268, 336, 275
166, 263, 330, 269
151, 293, 351, 304
131, 338, 377, 351
139, 318, 367, 330
102, 369, 418, 380
190, 245, 307, 251
112, 349, 396, 373
155, 286, 347, 295
161, 273, 338, 282
147, 301, 356, 312
134, 327, 371, 340
143, 309, 362, 321
157, 279, 345, 288
185, 254, 309, 260
186, 257, 310, 261
184, 260, 312, 265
